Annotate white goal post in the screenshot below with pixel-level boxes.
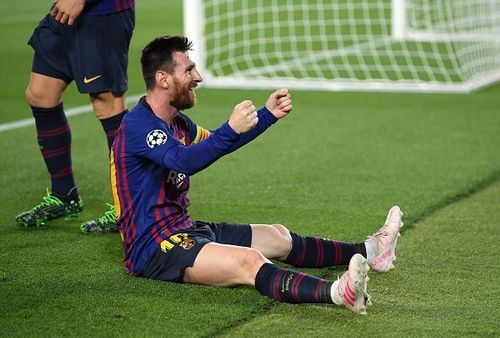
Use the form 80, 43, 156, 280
184, 0, 500, 93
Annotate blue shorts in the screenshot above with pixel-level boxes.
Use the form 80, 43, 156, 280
28, 8, 135, 94
141, 221, 252, 282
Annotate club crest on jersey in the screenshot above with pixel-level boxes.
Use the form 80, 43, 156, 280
146, 129, 168, 148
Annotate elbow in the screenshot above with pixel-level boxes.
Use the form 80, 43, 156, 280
164, 162, 198, 176
183, 167, 199, 176
172, 160, 202, 176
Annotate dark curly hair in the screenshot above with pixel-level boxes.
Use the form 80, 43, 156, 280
140, 35, 193, 90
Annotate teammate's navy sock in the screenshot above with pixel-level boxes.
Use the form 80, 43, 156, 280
32, 104, 78, 199
284, 231, 366, 267
255, 263, 333, 304
99, 110, 127, 151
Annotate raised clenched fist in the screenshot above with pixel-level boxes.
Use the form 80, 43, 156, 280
228, 100, 258, 134
266, 89, 292, 120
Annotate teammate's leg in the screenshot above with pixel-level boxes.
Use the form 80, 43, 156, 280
78, 92, 127, 233
90, 91, 128, 150
78, 8, 133, 234
26, 72, 77, 199
16, 72, 83, 227
184, 242, 370, 313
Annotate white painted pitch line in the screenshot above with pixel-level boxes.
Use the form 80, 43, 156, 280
0, 94, 143, 133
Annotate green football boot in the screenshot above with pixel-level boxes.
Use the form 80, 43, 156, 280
16, 189, 83, 227
80, 203, 118, 234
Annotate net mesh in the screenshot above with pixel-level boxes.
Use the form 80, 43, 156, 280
196, 0, 500, 91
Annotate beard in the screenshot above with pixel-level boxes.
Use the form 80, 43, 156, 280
171, 79, 197, 111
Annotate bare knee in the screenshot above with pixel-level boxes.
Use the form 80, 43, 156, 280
25, 73, 66, 108
251, 223, 292, 259
271, 224, 292, 259
25, 85, 62, 108
242, 248, 267, 269
240, 248, 268, 284
272, 223, 291, 238
90, 92, 126, 119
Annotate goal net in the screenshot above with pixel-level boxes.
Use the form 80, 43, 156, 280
184, 0, 500, 93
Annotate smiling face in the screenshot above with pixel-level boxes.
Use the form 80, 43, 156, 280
169, 51, 203, 111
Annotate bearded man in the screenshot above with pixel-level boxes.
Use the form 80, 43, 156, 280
111, 35, 403, 314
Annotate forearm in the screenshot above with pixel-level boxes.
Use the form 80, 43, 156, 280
228, 107, 277, 152
163, 122, 240, 175
162, 108, 277, 175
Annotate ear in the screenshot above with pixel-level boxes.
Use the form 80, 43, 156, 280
155, 70, 170, 89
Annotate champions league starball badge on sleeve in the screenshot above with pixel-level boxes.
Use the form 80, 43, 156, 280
146, 129, 168, 148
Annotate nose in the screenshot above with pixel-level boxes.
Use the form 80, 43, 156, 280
193, 68, 203, 83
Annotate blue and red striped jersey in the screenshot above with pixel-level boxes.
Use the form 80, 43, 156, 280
111, 97, 278, 275
83, 0, 135, 16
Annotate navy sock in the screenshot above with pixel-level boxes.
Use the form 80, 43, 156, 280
255, 263, 333, 304
284, 232, 366, 267
99, 110, 127, 151
32, 104, 77, 199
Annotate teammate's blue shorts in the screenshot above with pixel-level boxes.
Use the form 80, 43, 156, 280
28, 8, 135, 94
141, 221, 252, 282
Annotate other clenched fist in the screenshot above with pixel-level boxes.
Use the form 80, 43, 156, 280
228, 100, 258, 134
266, 89, 292, 120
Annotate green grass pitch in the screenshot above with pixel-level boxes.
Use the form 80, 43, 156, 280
0, 1, 499, 337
